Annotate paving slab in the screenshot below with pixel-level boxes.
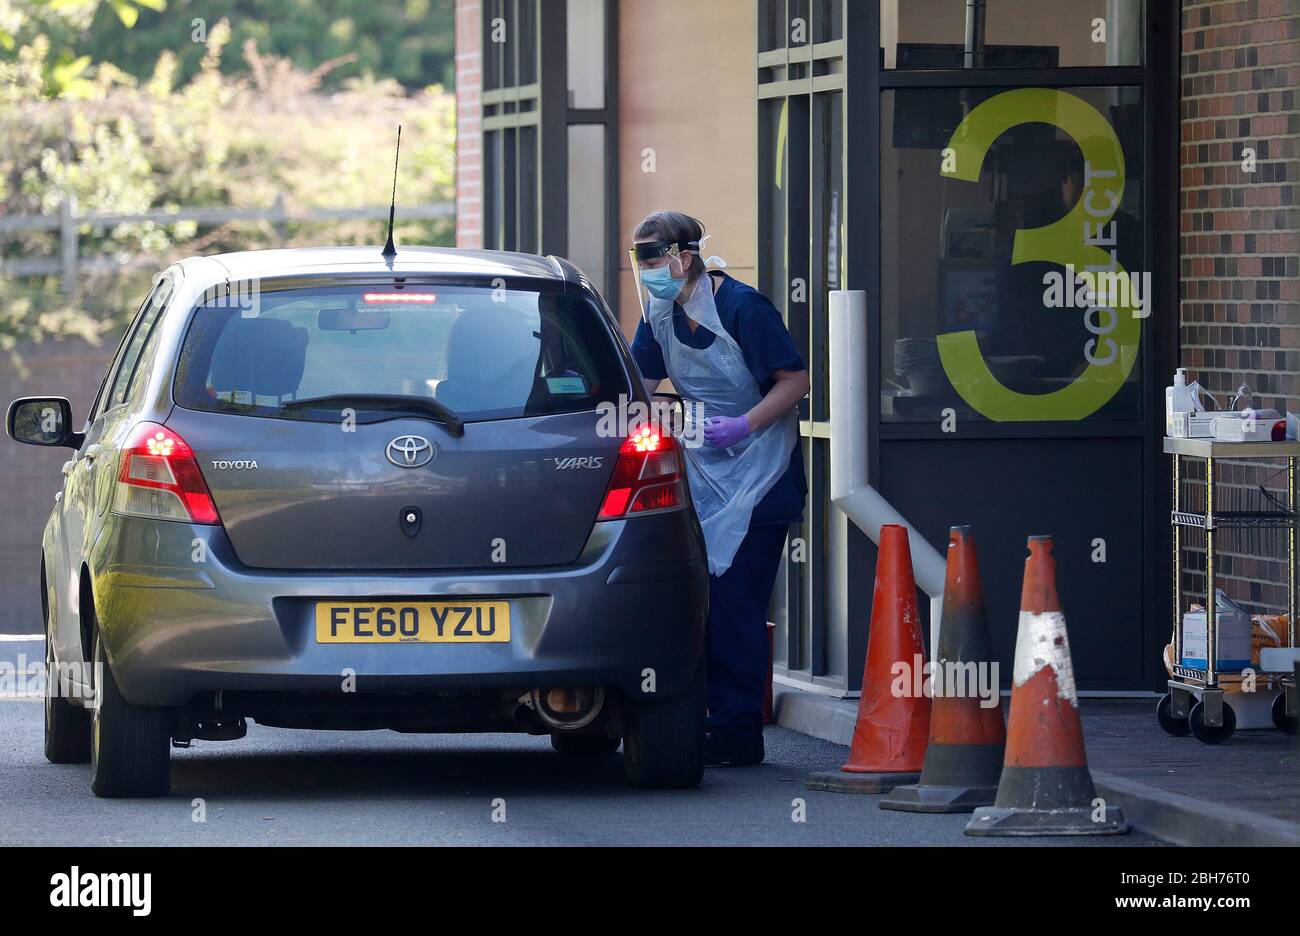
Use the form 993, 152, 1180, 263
775, 688, 1299, 846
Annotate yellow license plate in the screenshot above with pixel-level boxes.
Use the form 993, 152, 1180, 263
314, 601, 510, 644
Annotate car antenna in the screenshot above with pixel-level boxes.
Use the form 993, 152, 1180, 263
381, 125, 402, 261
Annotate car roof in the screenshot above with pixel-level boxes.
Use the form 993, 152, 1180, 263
172, 246, 568, 289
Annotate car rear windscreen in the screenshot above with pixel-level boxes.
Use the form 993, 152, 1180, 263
173, 282, 629, 423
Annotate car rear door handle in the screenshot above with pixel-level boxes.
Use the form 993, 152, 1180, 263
82, 443, 103, 462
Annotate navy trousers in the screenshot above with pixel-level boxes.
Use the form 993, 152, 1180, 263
706, 523, 789, 734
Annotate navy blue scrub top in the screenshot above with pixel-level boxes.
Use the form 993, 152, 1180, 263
630, 271, 807, 527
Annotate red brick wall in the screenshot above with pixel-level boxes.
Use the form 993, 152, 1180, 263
1179, 0, 1300, 615
455, 0, 484, 249
0, 340, 114, 634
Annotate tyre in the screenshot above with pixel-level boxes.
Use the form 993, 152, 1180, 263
90, 631, 172, 798
1272, 691, 1298, 735
44, 606, 90, 765
1155, 692, 1191, 738
1188, 698, 1236, 745
622, 657, 705, 789
551, 733, 621, 756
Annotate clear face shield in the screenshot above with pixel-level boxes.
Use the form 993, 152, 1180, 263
629, 238, 699, 321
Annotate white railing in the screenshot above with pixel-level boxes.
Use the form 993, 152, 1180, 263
0, 196, 455, 292
830, 289, 948, 651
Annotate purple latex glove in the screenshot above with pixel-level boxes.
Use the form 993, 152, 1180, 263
703, 414, 751, 449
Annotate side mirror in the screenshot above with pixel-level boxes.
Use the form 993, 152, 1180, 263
6, 397, 83, 449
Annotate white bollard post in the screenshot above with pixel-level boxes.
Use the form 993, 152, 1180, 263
828, 289, 947, 656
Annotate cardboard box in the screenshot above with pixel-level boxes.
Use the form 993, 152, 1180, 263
1180, 603, 1253, 671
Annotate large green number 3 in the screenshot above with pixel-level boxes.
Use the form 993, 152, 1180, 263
936, 88, 1141, 421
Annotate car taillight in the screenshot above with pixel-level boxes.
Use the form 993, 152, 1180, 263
597, 425, 686, 520
113, 422, 220, 525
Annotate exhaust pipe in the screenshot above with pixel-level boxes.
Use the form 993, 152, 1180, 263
528, 687, 605, 731
190, 714, 247, 742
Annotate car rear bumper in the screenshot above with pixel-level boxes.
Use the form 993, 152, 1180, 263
88, 511, 708, 708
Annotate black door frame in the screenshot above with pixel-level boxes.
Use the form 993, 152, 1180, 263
836, 1, 1180, 691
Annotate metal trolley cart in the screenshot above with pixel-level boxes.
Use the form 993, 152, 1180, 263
1161, 438, 1299, 743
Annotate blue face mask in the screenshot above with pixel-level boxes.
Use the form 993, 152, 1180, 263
641, 265, 684, 300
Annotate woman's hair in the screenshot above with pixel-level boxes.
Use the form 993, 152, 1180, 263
632, 210, 706, 283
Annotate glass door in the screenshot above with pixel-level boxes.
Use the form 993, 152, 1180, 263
760, 0, 1177, 693
758, 0, 849, 693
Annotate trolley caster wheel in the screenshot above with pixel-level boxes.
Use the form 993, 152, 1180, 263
1271, 693, 1297, 735
1188, 700, 1235, 744
1156, 693, 1191, 737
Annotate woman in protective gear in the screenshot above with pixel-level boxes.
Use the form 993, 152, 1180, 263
630, 210, 809, 767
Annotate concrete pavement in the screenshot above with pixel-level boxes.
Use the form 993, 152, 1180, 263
0, 641, 1164, 846
775, 687, 1300, 847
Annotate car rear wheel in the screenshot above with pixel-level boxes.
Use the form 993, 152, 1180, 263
551, 732, 621, 756
44, 607, 90, 765
90, 631, 172, 798
621, 658, 705, 789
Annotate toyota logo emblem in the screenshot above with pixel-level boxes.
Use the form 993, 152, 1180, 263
386, 435, 435, 468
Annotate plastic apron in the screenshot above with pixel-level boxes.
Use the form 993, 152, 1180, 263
647, 276, 798, 576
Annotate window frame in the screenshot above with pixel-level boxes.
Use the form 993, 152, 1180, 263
758, 0, 849, 693
482, 0, 547, 254
870, 10, 1158, 443
480, 0, 619, 310
758, 0, 1180, 694
876, 80, 1148, 430
167, 276, 636, 426
90, 276, 170, 423
105, 278, 173, 412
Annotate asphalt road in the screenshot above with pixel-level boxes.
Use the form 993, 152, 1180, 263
1, 640, 1163, 846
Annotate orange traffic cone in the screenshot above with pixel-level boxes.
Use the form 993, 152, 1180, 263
807, 524, 931, 793
881, 525, 1006, 812
965, 535, 1128, 836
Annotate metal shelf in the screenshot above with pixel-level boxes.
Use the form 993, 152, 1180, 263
1172, 510, 1299, 530
1163, 437, 1300, 459
1165, 441, 1297, 741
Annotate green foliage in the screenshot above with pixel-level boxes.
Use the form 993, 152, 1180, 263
3, 0, 454, 94
1, 0, 166, 95
0, 15, 457, 358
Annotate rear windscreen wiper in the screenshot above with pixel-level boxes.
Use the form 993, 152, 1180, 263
280, 394, 465, 437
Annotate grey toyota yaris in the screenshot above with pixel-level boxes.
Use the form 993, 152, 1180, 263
7, 246, 708, 797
